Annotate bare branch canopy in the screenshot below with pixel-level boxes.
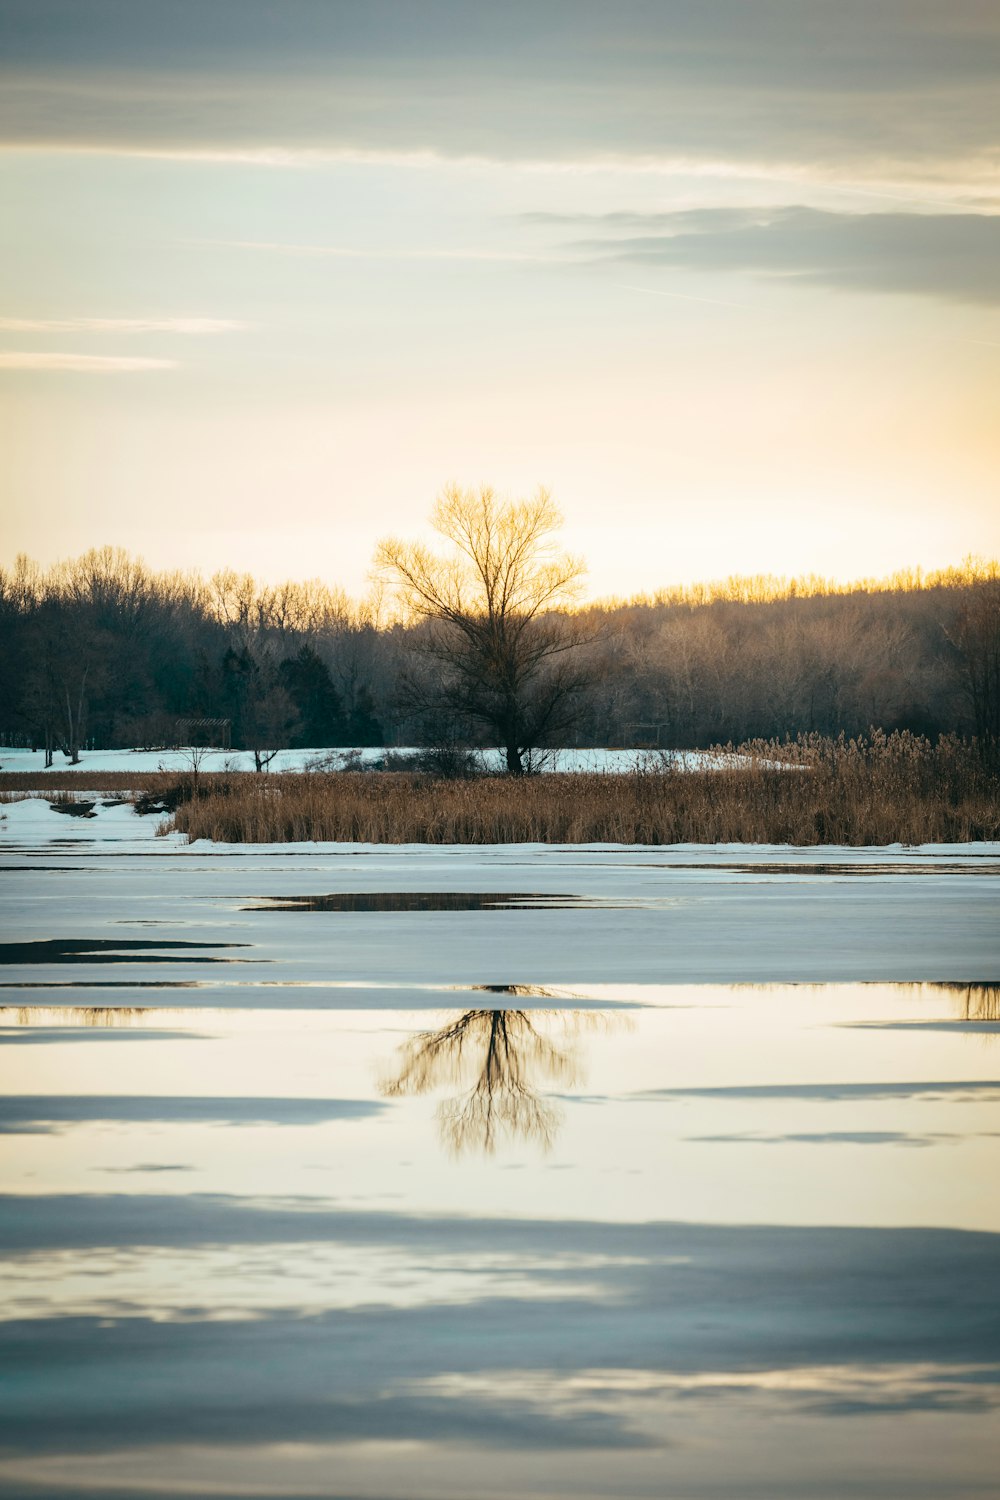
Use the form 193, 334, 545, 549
375, 486, 592, 773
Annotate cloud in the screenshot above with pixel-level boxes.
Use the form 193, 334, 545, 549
0, 352, 177, 372
0, 2, 997, 176
0, 317, 246, 333
572, 206, 1000, 306
210, 239, 568, 264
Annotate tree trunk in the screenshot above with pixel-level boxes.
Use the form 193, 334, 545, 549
63, 669, 88, 763
505, 741, 524, 775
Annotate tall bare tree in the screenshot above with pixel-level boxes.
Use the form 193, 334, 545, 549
949, 567, 1000, 763
375, 485, 591, 773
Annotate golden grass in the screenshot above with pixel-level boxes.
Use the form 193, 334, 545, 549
157, 734, 998, 846
1, 736, 994, 844
0, 771, 184, 792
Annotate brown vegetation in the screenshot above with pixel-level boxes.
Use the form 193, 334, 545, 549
0, 771, 185, 793
138, 734, 999, 846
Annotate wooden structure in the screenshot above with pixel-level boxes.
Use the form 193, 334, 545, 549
174, 718, 232, 749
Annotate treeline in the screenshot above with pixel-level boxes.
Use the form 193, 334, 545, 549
577, 576, 988, 747
0, 552, 387, 765
0, 548, 996, 760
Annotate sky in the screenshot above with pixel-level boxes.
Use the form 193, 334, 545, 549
1, 0, 998, 601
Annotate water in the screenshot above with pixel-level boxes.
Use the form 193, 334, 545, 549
1, 799, 998, 1497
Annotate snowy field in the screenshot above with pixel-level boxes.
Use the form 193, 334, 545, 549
0, 743, 724, 775
1, 798, 999, 1499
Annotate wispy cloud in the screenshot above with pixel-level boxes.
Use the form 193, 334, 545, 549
209, 238, 570, 264
575, 206, 1000, 307
613, 281, 752, 311
8, 144, 1000, 205
0, 316, 247, 333
0, 352, 178, 372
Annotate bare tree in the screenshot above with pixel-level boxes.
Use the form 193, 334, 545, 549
23, 597, 97, 765
375, 485, 591, 773
949, 566, 1000, 763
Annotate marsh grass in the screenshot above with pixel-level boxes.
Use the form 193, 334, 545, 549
165, 733, 997, 845
1, 735, 995, 844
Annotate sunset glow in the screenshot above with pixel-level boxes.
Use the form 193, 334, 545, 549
1, 2, 998, 596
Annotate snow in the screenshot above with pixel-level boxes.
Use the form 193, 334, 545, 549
0, 744, 731, 775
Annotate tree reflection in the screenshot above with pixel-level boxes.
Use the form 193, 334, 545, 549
381, 1009, 600, 1156
948, 983, 1000, 1022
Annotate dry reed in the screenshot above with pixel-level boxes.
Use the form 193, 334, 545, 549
0, 771, 189, 793
2, 735, 995, 844
156, 734, 998, 846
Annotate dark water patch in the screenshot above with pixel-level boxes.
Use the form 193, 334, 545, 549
843, 1021, 1000, 1034
245, 891, 604, 912
26, 852, 383, 864
0, 865, 86, 872
0, 1095, 385, 1133
99, 1158, 194, 1170
0, 980, 203, 989
0, 938, 254, 966
98, 1163, 194, 1174
655, 862, 1000, 877
689, 1130, 955, 1147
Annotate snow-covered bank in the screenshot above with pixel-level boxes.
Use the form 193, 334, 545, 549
0, 745, 723, 776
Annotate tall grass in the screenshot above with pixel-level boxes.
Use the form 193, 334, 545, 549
160, 734, 999, 846
0, 771, 190, 793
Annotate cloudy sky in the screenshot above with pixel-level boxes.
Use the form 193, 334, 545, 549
1, 0, 998, 597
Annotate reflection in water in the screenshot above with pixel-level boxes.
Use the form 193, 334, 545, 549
382, 1010, 604, 1155
948, 984, 1000, 1022
244, 891, 590, 912
5, 1005, 157, 1028
0, 937, 252, 965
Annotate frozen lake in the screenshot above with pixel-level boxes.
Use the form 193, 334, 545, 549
1, 797, 999, 1498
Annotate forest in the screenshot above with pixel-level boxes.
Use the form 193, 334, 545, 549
0, 547, 997, 762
